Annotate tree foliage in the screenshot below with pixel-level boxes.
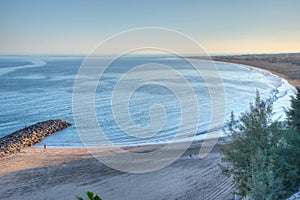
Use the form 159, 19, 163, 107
76, 190, 102, 200
221, 90, 300, 199
286, 87, 300, 133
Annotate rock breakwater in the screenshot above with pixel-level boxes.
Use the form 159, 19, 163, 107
0, 120, 71, 157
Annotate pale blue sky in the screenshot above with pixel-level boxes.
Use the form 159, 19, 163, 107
1, 0, 299, 54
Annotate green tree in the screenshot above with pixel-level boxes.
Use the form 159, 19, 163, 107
286, 87, 300, 133
275, 127, 300, 194
221, 90, 300, 199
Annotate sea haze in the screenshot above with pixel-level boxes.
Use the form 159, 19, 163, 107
0, 55, 295, 147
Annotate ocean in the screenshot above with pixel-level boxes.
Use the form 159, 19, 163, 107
0, 55, 295, 147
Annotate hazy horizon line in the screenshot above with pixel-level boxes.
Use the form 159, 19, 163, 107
0, 51, 299, 57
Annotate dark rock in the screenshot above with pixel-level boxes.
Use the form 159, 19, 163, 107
0, 120, 71, 158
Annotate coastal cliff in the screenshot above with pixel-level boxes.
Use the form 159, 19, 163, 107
0, 120, 71, 157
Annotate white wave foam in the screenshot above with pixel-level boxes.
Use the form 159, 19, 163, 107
0, 57, 46, 76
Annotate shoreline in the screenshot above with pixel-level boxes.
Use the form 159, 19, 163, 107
31, 57, 296, 150
213, 59, 299, 87
0, 139, 234, 200
187, 53, 300, 87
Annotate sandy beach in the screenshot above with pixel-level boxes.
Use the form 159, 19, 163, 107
0, 140, 234, 200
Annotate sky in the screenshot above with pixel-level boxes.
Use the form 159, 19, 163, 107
0, 0, 300, 55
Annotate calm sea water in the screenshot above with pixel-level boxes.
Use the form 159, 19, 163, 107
0, 55, 295, 147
